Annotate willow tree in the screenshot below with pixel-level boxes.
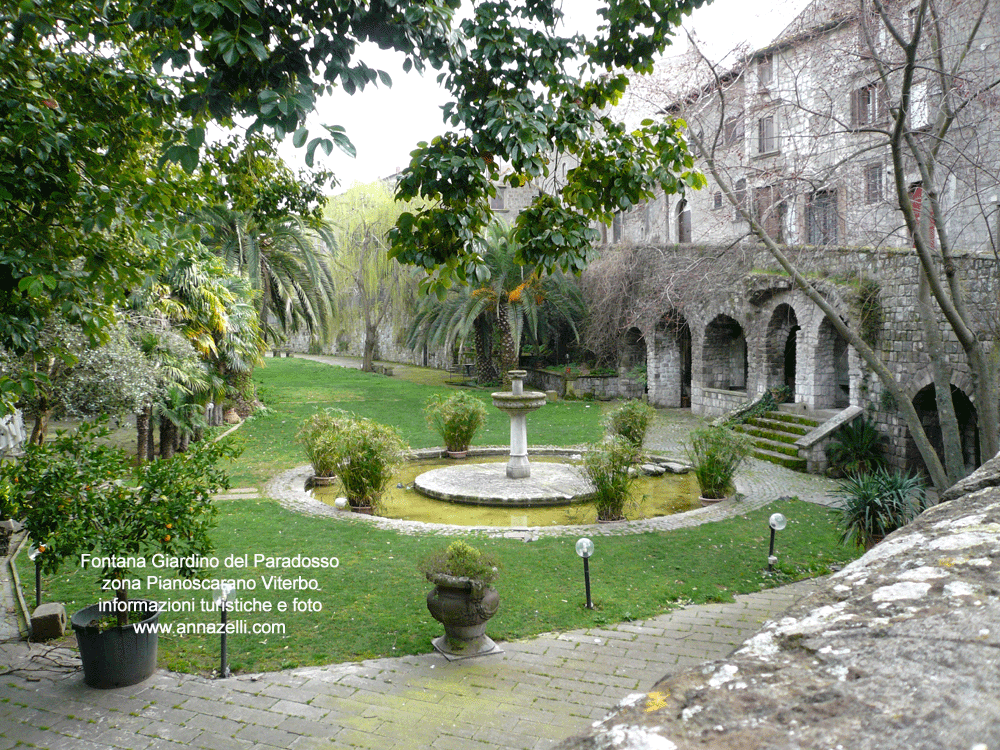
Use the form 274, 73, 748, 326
324, 182, 421, 372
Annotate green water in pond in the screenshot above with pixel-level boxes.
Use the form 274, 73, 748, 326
311, 457, 701, 527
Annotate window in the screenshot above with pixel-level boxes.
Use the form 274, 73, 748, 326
851, 82, 887, 127
806, 190, 838, 245
757, 115, 778, 154
864, 163, 883, 204
724, 113, 745, 147
753, 185, 785, 242
909, 80, 930, 128
758, 53, 773, 88
489, 187, 506, 211
908, 182, 936, 248
713, 191, 724, 210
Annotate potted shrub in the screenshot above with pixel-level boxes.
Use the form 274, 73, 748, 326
419, 540, 501, 659
686, 425, 752, 505
835, 467, 928, 550
2, 421, 234, 688
605, 399, 656, 450
424, 391, 488, 458
298, 409, 406, 513
582, 437, 640, 522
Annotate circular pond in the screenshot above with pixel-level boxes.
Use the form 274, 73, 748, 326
311, 457, 701, 527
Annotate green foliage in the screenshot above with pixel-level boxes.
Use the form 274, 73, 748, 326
855, 276, 884, 347
835, 468, 928, 550
3, 421, 235, 620
424, 391, 489, 452
724, 386, 790, 426
583, 437, 641, 521
419, 540, 500, 585
296, 409, 407, 509
687, 426, 752, 500
825, 417, 886, 477
605, 399, 656, 449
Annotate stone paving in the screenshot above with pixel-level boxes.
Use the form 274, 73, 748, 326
0, 577, 820, 750
0, 362, 844, 750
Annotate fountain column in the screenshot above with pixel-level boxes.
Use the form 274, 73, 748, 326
492, 370, 547, 479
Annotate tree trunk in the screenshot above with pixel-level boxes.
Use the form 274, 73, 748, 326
362, 327, 377, 372
160, 419, 175, 460
917, 268, 966, 483
136, 407, 149, 466
29, 401, 50, 446
473, 316, 500, 384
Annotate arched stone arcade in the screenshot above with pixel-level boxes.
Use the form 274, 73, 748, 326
702, 314, 747, 392
647, 312, 691, 408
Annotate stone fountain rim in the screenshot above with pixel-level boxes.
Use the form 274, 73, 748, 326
263, 446, 763, 538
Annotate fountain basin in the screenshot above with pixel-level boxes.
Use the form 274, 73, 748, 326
490, 391, 547, 413
415, 462, 595, 507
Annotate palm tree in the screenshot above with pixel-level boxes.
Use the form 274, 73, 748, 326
408, 222, 585, 384
198, 207, 337, 348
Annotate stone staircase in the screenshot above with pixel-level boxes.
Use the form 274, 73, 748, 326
733, 407, 835, 471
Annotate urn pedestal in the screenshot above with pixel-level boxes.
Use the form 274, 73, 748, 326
425, 573, 502, 661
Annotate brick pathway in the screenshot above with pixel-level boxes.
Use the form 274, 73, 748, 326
0, 580, 819, 750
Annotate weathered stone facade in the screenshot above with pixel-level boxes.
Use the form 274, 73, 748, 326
630, 243, 997, 476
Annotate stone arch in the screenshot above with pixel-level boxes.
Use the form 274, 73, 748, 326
621, 327, 646, 369
765, 303, 799, 398
814, 317, 850, 408
702, 314, 747, 391
648, 311, 692, 407
906, 383, 981, 479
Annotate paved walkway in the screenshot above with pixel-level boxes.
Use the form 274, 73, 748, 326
0, 577, 819, 750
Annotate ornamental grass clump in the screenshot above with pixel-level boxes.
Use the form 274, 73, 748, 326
605, 399, 656, 449
297, 409, 406, 511
419, 539, 500, 585
423, 391, 488, 453
835, 467, 928, 550
687, 425, 752, 500
583, 436, 640, 521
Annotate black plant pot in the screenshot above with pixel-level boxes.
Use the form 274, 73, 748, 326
71, 600, 159, 689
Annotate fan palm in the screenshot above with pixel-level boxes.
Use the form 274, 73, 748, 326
198, 207, 337, 347
408, 222, 585, 384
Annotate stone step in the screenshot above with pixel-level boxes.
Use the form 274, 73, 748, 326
766, 410, 822, 428
736, 421, 807, 444
745, 434, 802, 458
752, 446, 808, 471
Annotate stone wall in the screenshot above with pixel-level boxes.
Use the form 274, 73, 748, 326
555, 451, 1000, 750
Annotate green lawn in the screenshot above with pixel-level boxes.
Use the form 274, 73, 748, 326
29, 357, 862, 676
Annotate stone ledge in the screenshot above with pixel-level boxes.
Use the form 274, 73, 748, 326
555, 451, 1000, 749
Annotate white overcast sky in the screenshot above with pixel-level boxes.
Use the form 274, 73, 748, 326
277, 0, 810, 189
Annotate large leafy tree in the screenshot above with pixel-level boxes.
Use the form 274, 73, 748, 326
3, 0, 707, 409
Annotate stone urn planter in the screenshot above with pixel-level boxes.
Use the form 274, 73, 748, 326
699, 494, 730, 507
71, 600, 160, 688
426, 573, 501, 660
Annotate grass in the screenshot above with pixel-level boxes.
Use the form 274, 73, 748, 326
227, 358, 606, 485
24, 357, 863, 675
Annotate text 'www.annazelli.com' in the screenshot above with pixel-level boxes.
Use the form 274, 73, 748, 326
131, 621, 286, 636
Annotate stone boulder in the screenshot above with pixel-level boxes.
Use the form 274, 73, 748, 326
556, 453, 1000, 750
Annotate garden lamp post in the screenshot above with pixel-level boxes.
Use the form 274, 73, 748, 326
768, 513, 787, 572
575, 537, 595, 609
214, 582, 236, 678
28, 544, 42, 607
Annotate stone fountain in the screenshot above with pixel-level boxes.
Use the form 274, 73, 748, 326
413, 370, 594, 507
491, 370, 547, 479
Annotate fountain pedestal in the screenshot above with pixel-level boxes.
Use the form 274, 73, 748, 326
492, 370, 547, 479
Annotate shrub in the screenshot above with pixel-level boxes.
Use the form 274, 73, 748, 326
835, 467, 928, 550
419, 540, 500, 585
583, 437, 640, 521
686, 425, 752, 500
297, 409, 406, 510
605, 399, 656, 449
424, 391, 488, 453
3, 420, 235, 625
826, 417, 886, 476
